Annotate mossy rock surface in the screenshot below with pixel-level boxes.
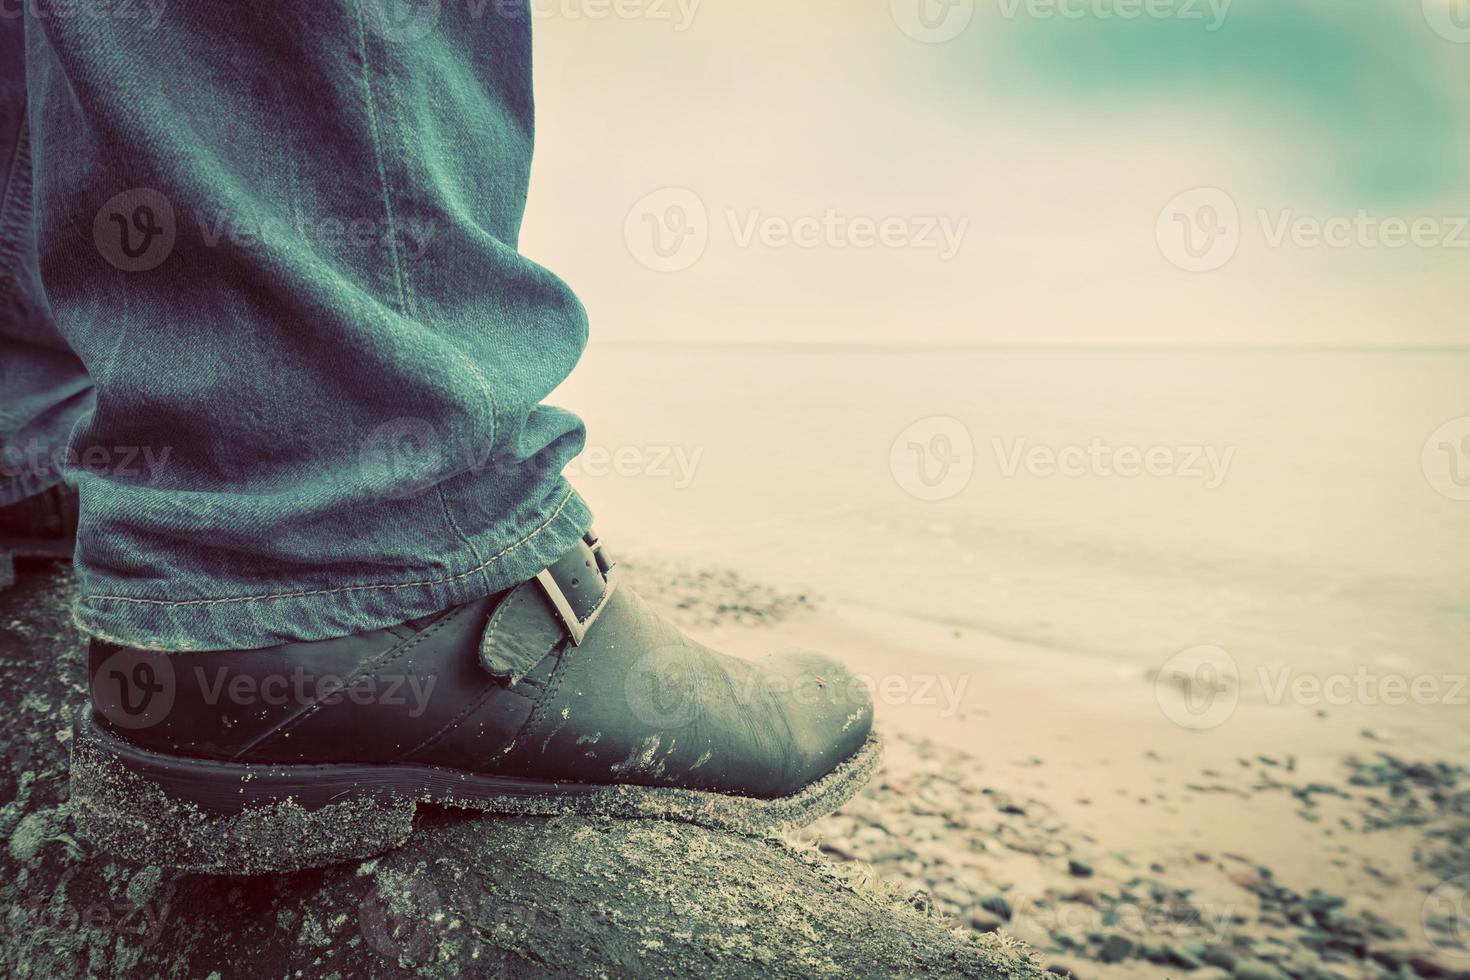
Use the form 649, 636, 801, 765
0, 566, 1041, 978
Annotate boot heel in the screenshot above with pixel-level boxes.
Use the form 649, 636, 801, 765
69, 713, 416, 875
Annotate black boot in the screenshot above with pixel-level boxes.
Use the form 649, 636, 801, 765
70, 532, 879, 873
0, 483, 78, 590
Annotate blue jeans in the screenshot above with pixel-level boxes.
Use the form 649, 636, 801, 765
0, 1, 593, 651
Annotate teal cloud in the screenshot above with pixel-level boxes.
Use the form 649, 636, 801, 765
971, 0, 1469, 201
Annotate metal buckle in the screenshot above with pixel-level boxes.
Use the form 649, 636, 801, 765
584, 531, 612, 574
534, 540, 616, 646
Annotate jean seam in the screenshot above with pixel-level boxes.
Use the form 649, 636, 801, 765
351, 0, 413, 320
0, 118, 33, 299
82, 485, 575, 607
437, 484, 491, 592
353, 2, 494, 591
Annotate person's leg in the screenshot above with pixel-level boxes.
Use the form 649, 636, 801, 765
49, 2, 877, 872
26, 0, 591, 650
0, 9, 90, 584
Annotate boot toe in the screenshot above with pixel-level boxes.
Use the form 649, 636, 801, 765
760, 649, 873, 796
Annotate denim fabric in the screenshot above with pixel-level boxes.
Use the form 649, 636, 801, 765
0, 1, 593, 650
0, 5, 94, 505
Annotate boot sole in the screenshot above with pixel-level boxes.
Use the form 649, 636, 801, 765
69, 711, 882, 874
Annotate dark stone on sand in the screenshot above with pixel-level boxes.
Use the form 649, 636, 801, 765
979, 893, 1014, 922
1067, 859, 1094, 878
1097, 934, 1134, 963
1232, 959, 1291, 980
966, 910, 1005, 933
1409, 954, 1451, 978
0, 568, 1042, 979
1162, 942, 1204, 970
1203, 946, 1240, 970
1304, 890, 1346, 914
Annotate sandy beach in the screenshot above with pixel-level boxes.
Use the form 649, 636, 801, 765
628, 556, 1470, 980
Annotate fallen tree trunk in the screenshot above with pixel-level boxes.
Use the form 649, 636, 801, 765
0, 567, 1041, 978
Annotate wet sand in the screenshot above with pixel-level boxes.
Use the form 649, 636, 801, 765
631, 557, 1470, 980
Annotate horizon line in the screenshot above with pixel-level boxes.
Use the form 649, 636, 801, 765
596, 340, 1470, 354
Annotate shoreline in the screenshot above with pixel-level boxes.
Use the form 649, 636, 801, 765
635, 558, 1470, 980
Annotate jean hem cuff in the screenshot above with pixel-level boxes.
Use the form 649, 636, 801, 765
72, 487, 594, 652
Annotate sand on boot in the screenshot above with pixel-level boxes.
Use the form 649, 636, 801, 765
0, 565, 1041, 979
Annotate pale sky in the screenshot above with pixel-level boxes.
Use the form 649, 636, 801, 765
520, 0, 1470, 348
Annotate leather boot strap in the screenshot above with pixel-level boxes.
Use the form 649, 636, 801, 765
479, 531, 616, 685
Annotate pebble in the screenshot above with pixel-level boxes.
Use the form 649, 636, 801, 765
978, 894, 1012, 922
800, 732, 1467, 980
1163, 943, 1205, 971
1097, 934, 1133, 964
965, 910, 1004, 933
1203, 946, 1240, 970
